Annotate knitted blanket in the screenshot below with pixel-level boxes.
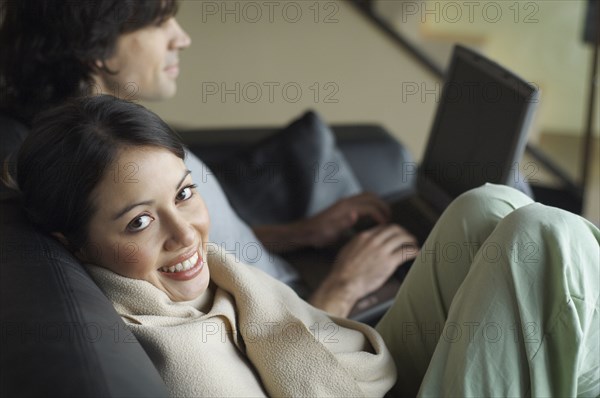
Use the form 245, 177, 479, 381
86, 246, 396, 397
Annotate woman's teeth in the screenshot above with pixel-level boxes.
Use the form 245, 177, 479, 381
160, 252, 200, 273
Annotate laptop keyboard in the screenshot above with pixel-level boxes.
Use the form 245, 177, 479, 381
389, 196, 437, 245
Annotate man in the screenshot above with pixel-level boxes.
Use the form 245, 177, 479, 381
0, 0, 417, 316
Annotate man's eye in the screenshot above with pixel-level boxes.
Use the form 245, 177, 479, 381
127, 214, 153, 232
154, 16, 173, 27
176, 184, 196, 202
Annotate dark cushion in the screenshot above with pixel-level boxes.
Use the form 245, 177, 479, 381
183, 122, 418, 203
204, 111, 363, 225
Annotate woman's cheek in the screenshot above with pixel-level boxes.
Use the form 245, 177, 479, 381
112, 240, 155, 278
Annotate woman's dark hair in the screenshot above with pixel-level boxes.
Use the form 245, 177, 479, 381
0, 0, 179, 124
15, 95, 185, 251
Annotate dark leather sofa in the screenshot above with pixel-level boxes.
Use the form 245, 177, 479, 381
0, 114, 414, 397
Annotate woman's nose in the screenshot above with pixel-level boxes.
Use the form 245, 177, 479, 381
163, 213, 195, 251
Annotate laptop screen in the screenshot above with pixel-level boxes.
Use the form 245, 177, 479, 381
421, 45, 538, 199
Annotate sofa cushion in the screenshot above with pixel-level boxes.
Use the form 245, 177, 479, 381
206, 110, 362, 225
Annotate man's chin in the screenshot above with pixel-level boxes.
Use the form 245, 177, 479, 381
139, 86, 178, 102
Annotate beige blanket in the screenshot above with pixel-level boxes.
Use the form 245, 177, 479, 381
86, 246, 396, 397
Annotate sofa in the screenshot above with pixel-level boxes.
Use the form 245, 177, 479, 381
0, 113, 415, 397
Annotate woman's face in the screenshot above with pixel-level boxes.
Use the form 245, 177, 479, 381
93, 17, 191, 101
78, 146, 210, 302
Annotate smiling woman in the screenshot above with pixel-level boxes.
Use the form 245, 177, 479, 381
8, 95, 397, 396
15, 96, 210, 301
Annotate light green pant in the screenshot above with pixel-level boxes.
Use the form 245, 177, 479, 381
377, 184, 600, 397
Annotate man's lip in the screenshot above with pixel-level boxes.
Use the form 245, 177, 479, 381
164, 64, 179, 72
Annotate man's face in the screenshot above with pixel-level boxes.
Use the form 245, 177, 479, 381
93, 17, 191, 101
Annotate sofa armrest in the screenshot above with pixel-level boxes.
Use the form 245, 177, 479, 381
0, 199, 169, 397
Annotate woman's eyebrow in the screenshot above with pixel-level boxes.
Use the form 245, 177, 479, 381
176, 170, 192, 189
112, 170, 192, 220
113, 200, 154, 220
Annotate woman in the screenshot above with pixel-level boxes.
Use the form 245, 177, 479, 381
8, 96, 599, 396
9, 95, 395, 396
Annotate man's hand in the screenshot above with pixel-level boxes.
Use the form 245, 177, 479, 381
309, 225, 419, 317
253, 193, 391, 252
298, 192, 392, 248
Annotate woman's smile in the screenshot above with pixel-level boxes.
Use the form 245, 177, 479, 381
159, 249, 206, 281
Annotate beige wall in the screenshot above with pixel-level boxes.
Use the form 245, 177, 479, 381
143, 0, 599, 157
415, 0, 599, 138
141, 0, 440, 161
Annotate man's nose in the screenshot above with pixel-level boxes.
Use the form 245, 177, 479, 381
170, 18, 191, 50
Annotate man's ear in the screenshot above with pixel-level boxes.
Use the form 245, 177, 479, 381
51, 232, 70, 247
51, 232, 88, 262
89, 60, 110, 96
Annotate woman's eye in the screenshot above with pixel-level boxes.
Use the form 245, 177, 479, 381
126, 214, 153, 232
176, 184, 196, 202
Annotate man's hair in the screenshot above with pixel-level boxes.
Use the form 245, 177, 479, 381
0, 0, 179, 124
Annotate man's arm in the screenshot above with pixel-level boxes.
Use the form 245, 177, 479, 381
253, 193, 419, 317
252, 192, 390, 252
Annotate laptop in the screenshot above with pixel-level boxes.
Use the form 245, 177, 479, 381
288, 45, 539, 323
384, 44, 539, 245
